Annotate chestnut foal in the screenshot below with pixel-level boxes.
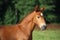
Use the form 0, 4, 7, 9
0, 6, 46, 40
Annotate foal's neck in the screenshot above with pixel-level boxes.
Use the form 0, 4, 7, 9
20, 11, 35, 34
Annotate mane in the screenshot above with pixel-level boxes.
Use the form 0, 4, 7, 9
19, 13, 31, 23
18, 10, 35, 24
19, 11, 35, 25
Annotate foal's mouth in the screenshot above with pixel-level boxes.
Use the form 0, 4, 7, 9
40, 25, 47, 30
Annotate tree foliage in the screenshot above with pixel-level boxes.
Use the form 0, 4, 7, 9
0, 0, 59, 25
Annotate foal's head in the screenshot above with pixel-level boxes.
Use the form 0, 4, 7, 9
33, 7, 47, 30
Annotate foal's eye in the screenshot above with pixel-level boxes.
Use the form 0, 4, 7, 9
37, 16, 40, 18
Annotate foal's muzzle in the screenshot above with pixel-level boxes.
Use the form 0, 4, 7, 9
40, 25, 47, 30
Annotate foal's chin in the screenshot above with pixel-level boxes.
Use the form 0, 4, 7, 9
35, 25, 47, 30
40, 26, 47, 30
40, 28, 46, 31
39, 25, 47, 30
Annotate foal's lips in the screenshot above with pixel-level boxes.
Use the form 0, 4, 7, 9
40, 25, 47, 30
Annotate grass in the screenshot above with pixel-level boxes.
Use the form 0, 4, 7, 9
33, 29, 60, 40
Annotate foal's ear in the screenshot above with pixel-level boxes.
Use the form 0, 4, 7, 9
40, 7, 45, 12
34, 5, 39, 12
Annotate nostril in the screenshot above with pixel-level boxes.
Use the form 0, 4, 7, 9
44, 25, 47, 27
44, 25, 47, 29
41, 25, 47, 30
45, 26, 47, 29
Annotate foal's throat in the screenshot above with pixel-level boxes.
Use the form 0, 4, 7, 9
20, 20, 35, 37
26, 20, 35, 32
19, 12, 35, 35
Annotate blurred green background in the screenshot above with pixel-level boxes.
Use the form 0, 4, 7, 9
0, 0, 60, 40
33, 30, 60, 40
0, 0, 60, 25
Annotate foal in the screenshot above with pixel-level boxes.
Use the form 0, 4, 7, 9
0, 6, 46, 40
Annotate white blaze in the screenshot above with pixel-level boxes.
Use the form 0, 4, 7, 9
41, 13, 43, 16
